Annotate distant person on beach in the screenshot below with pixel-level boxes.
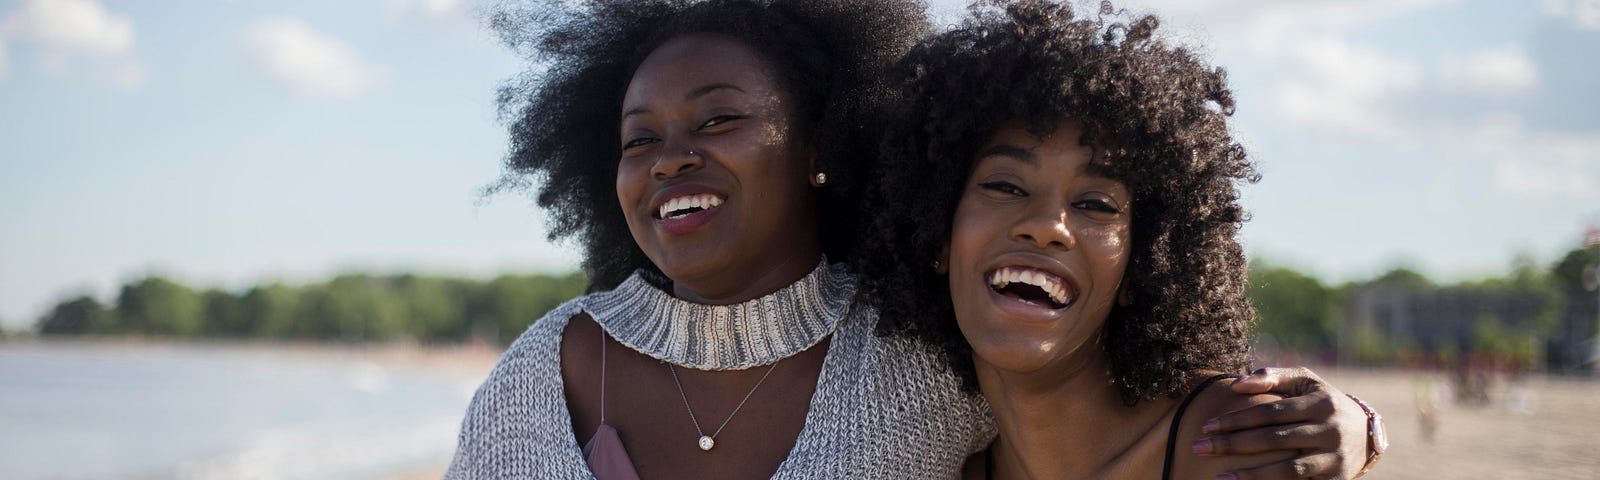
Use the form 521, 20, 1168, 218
447, 0, 1382, 478
856, 1, 1386, 478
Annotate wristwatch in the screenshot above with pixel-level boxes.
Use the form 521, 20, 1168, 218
1347, 394, 1388, 477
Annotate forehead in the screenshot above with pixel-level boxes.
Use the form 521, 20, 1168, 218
624, 33, 778, 104
977, 121, 1097, 171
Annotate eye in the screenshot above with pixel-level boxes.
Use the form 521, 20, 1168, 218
698, 115, 743, 130
1072, 199, 1120, 214
622, 136, 658, 150
978, 181, 1028, 197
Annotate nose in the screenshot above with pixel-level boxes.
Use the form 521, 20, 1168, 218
650, 141, 704, 180
1009, 205, 1075, 251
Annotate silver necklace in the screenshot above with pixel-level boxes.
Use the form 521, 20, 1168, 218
667, 361, 781, 451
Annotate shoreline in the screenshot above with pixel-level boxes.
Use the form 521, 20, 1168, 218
0, 337, 504, 379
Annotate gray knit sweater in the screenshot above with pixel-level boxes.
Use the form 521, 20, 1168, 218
444, 268, 995, 479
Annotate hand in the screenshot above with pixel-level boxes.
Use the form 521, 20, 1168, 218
1192, 367, 1370, 479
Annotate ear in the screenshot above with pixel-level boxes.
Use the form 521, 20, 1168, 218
934, 244, 951, 275
1117, 284, 1133, 306
805, 148, 824, 187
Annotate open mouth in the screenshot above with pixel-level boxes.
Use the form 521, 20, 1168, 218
654, 193, 725, 220
987, 266, 1074, 310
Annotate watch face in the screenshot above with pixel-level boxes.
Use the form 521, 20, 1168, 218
1371, 415, 1389, 454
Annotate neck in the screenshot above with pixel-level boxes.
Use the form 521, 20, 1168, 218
672, 249, 822, 305
978, 351, 1167, 480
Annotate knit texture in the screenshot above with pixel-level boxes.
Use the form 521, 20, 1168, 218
584, 260, 852, 371
444, 269, 996, 479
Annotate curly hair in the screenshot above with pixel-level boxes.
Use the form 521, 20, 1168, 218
486, 0, 928, 291
855, 0, 1260, 404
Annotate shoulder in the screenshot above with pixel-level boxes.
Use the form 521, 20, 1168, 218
497, 294, 589, 360
1167, 374, 1296, 478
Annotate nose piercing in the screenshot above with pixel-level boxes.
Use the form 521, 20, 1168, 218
685, 150, 698, 157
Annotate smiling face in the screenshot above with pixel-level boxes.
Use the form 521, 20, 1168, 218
947, 120, 1132, 376
617, 33, 821, 303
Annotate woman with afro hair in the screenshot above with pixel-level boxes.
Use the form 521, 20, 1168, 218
856, 1, 1385, 478
450, 0, 1378, 478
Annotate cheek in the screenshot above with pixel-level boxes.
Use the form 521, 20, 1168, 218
615, 161, 648, 218
947, 196, 1003, 284
1081, 224, 1132, 289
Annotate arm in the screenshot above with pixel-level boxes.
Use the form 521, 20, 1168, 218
1173, 382, 1298, 480
1190, 367, 1379, 480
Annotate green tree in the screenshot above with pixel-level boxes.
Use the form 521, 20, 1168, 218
1247, 263, 1338, 349
241, 283, 302, 338
1551, 245, 1600, 294
396, 275, 469, 341
483, 273, 585, 343
304, 275, 406, 341
201, 289, 251, 337
115, 276, 203, 336
37, 295, 113, 335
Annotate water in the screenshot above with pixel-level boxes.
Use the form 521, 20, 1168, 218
0, 342, 484, 480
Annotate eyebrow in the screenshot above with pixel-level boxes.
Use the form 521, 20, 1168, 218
622, 83, 748, 118
976, 144, 1037, 165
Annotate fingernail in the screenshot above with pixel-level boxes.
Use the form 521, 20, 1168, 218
1202, 419, 1220, 434
1215, 474, 1238, 480
1191, 438, 1213, 455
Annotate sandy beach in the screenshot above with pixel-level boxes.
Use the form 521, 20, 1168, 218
391, 365, 1600, 479
1319, 369, 1600, 480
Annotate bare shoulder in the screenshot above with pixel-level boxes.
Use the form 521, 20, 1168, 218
1168, 375, 1296, 477
559, 311, 603, 378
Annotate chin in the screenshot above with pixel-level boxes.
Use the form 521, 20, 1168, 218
961, 321, 1060, 374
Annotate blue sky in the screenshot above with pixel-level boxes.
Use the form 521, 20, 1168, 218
2, 0, 1598, 329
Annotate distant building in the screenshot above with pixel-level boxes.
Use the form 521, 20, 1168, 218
1339, 278, 1595, 373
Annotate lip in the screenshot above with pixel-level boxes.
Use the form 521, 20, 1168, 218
649, 182, 727, 236
982, 252, 1079, 323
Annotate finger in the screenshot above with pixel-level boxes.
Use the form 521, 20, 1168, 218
1219, 451, 1343, 480
1235, 367, 1329, 397
1204, 393, 1335, 435
1229, 368, 1281, 395
1194, 422, 1335, 456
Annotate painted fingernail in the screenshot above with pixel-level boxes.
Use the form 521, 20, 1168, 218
1202, 419, 1221, 434
1191, 438, 1214, 454
1215, 474, 1238, 480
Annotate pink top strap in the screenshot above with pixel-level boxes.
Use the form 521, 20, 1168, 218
584, 327, 640, 480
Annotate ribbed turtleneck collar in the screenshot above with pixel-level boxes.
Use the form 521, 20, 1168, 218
582, 259, 856, 371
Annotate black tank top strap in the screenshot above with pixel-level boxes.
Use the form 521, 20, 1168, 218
1162, 373, 1243, 480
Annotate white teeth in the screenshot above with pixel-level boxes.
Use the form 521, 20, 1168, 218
987, 266, 1071, 306
658, 194, 724, 219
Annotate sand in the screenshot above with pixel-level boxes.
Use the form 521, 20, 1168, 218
382, 359, 1600, 479
1318, 368, 1600, 480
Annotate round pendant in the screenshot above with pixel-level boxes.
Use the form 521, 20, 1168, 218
698, 435, 715, 451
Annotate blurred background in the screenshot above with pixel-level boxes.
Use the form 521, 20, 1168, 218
1, 0, 1596, 478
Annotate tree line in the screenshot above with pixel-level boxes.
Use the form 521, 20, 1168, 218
29, 245, 1600, 355
35, 272, 586, 345
1247, 245, 1599, 367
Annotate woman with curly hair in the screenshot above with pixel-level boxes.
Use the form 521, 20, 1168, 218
450, 2, 993, 478
856, 1, 1385, 478
451, 0, 1378, 478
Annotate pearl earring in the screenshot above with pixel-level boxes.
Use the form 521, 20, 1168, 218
814, 172, 828, 185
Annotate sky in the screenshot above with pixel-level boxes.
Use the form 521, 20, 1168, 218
2, 0, 1597, 330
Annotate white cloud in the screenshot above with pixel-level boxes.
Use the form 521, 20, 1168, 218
1268, 37, 1421, 137
1439, 114, 1600, 200
1123, 0, 1460, 52
0, 0, 134, 55
246, 17, 372, 98
1442, 47, 1539, 92
421, 0, 463, 17
1541, 0, 1600, 30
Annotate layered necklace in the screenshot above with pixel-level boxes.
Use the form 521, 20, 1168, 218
584, 259, 855, 450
